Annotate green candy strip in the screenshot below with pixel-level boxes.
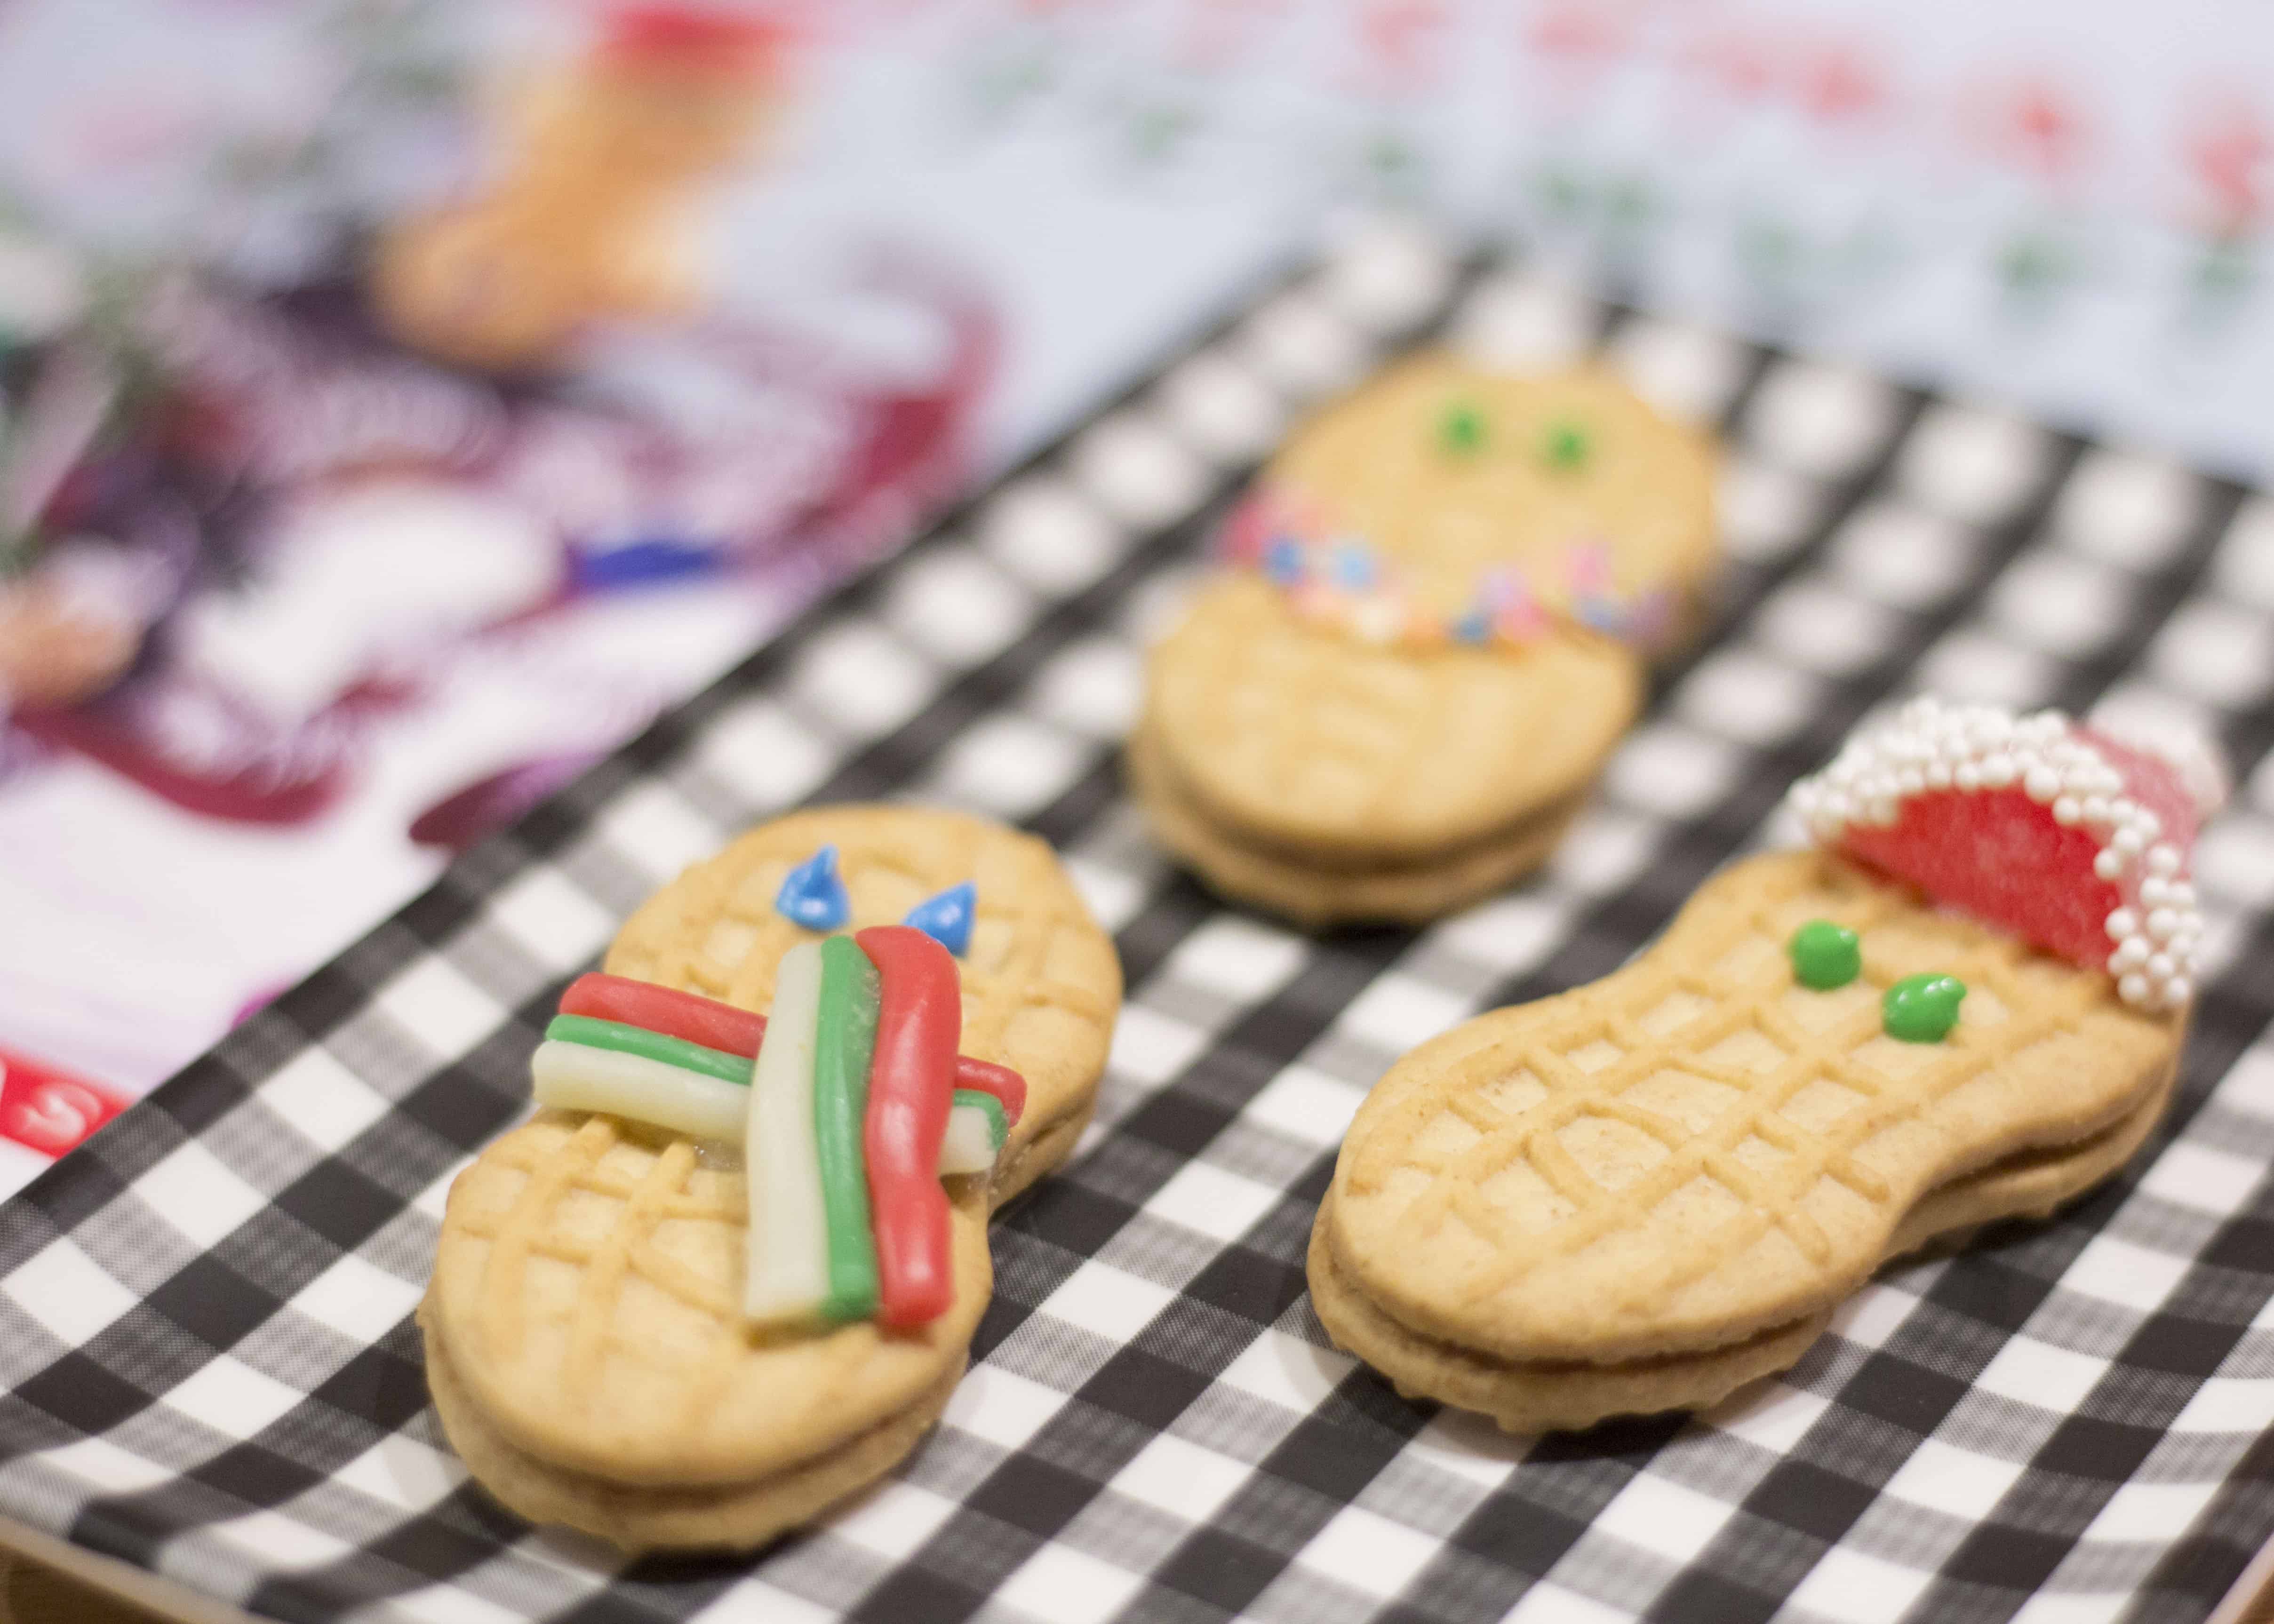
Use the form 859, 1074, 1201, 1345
544, 1014, 753, 1086
812, 935, 882, 1323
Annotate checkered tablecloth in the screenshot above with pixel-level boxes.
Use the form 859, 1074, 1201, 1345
4, 226, 2274, 1624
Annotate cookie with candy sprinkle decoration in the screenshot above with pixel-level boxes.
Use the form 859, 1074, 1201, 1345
420, 804, 1120, 1550
1131, 351, 1718, 927
1309, 698, 2207, 1433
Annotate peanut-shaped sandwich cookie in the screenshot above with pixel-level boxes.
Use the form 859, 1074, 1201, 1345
1311, 700, 2218, 1430
423, 805, 1121, 1548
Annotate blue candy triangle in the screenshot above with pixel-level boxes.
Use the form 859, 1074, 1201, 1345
775, 844, 850, 931
902, 881, 975, 956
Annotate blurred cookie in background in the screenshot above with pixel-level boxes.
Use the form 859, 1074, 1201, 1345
1131, 352, 1718, 927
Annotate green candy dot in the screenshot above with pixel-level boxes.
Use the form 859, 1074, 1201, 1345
1438, 401, 1487, 454
1542, 419, 1590, 470
1883, 973, 1967, 1043
1787, 919, 1861, 990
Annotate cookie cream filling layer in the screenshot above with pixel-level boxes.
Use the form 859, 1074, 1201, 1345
1787, 696, 2216, 1012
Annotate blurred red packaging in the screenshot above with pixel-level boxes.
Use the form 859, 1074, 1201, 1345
0, 1048, 129, 1160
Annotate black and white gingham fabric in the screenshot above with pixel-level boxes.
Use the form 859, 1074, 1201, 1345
6, 224, 2274, 1624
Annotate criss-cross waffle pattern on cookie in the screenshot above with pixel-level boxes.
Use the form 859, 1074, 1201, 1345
1309, 1066, 2175, 1433
1144, 575, 1639, 861
428, 1113, 989, 1486
455, 1119, 742, 1401
1331, 850, 2180, 1365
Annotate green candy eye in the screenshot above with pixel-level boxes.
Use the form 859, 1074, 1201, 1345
1542, 419, 1590, 470
1883, 973, 1967, 1043
1787, 919, 1860, 990
1438, 401, 1487, 454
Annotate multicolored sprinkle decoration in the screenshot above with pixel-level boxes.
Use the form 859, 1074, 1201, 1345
530, 962, 1027, 1329
1216, 482, 1676, 654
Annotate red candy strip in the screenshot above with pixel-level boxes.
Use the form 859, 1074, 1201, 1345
856, 926, 960, 1329
951, 1057, 1025, 1128
559, 972, 1021, 1113
559, 973, 763, 1058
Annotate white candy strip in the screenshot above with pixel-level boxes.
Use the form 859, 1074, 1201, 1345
937, 1101, 1004, 1177
744, 943, 830, 1324
531, 1042, 749, 1143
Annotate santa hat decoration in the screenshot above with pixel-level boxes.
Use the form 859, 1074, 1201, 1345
1788, 696, 2228, 1012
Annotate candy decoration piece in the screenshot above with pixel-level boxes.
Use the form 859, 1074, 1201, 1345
775, 844, 851, 932
1216, 480, 1671, 653
937, 1089, 1008, 1177
543, 1014, 752, 1085
2087, 701, 2232, 820
812, 936, 882, 1323
902, 882, 976, 957
531, 1041, 748, 1143
856, 925, 960, 1329
1883, 973, 1966, 1043
559, 973, 763, 1058
1219, 490, 1274, 564
949, 1055, 1025, 1127
743, 942, 831, 1323
1788, 698, 2216, 1011
544, 957, 1026, 1329
1787, 920, 1862, 990
1328, 542, 1376, 590
1438, 401, 1486, 454
565, 971, 1023, 1103
533, 1024, 1023, 1173
1542, 419, 1590, 469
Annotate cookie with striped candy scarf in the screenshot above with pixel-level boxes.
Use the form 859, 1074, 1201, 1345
1310, 698, 2220, 1432
606, 803, 1120, 1204
422, 806, 1121, 1550
1132, 351, 1717, 928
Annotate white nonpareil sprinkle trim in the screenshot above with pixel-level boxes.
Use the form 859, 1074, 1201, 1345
1787, 696, 2204, 1012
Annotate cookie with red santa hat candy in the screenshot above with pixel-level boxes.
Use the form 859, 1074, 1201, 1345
1305, 695, 2214, 1434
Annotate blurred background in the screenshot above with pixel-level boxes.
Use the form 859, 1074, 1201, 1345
1, 0, 2271, 1196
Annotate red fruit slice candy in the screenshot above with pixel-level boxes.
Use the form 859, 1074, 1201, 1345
1838, 787, 2118, 968
1791, 700, 2218, 1011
